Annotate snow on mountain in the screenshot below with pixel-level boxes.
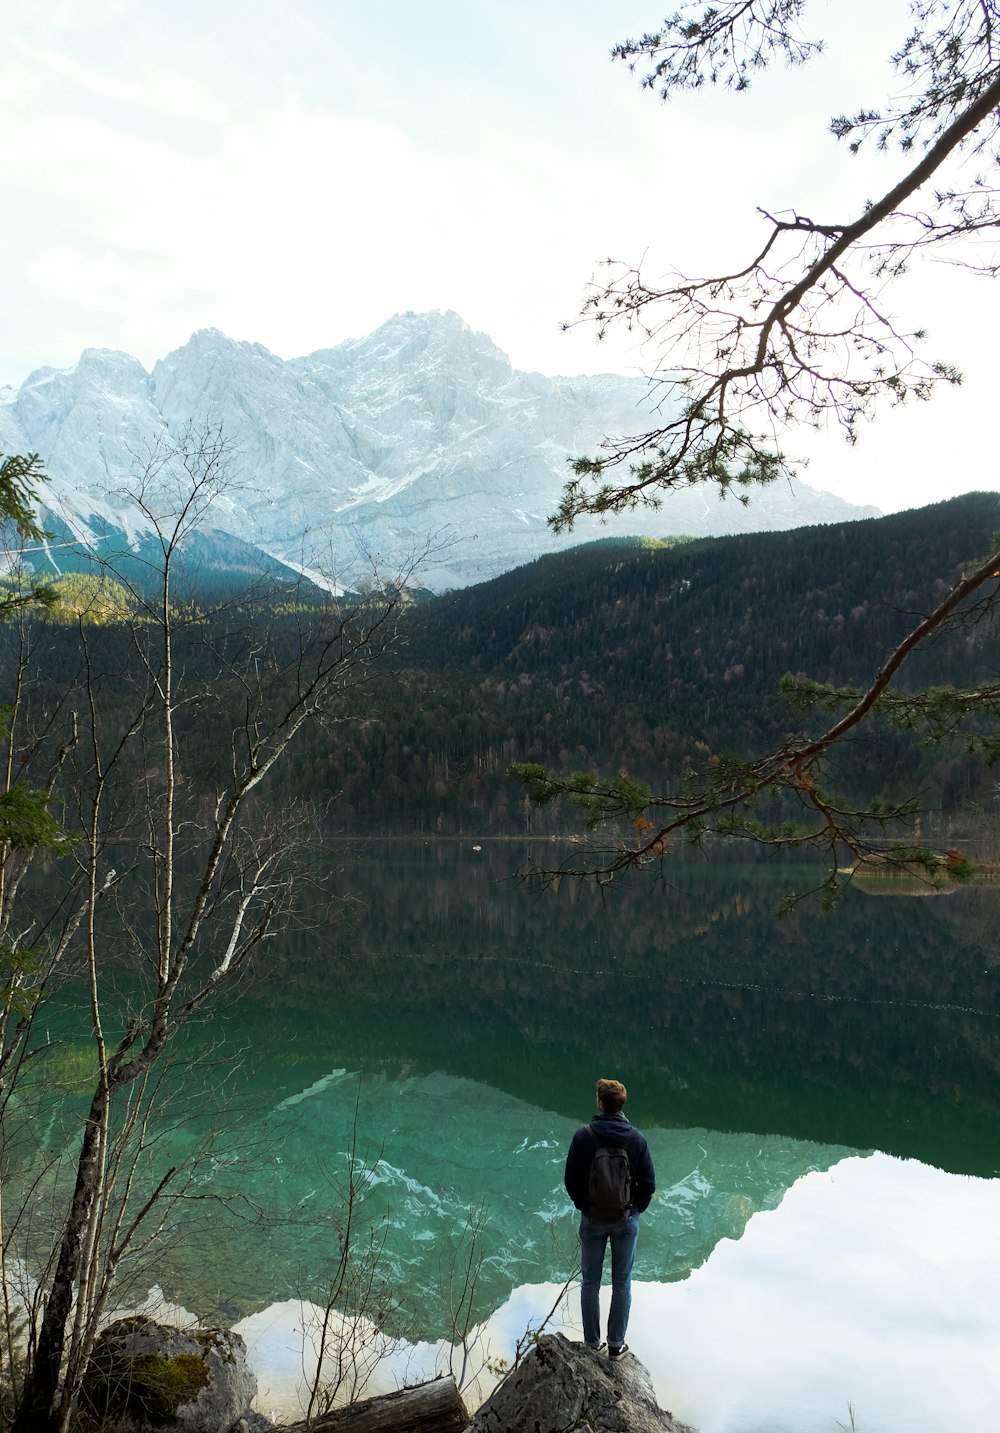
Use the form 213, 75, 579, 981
0, 347, 176, 559
2, 312, 879, 592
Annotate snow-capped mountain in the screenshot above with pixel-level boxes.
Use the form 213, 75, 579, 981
0, 311, 879, 592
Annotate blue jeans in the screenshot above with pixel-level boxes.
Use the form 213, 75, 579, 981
579, 1212, 640, 1348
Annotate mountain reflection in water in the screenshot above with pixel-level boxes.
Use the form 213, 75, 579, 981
25, 841, 1000, 1332
260, 841, 1000, 1173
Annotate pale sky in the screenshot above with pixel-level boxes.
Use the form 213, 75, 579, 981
2, 0, 998, 515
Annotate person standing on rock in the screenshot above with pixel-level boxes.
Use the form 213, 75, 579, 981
563, 1077, 656, 1358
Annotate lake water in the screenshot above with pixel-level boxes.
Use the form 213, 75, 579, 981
23, 841, 1000, 1429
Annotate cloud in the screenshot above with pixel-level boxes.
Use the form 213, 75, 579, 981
1, 0, 997, 512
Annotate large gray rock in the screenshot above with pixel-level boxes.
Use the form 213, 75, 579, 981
469, 1333, 696, 1433
81, 1315, 257, 1433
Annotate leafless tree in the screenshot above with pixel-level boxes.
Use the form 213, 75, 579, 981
2, 432, 413, 1433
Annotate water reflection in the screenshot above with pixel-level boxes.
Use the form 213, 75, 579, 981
235, 1153, 1000, 1433
249, 841, 1000, 1177
22, 841, 1000, 1331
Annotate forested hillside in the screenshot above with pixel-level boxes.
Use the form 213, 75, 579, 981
11, 491, 999, 838
287, 491, 1000, 834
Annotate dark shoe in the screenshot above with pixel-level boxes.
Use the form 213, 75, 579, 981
585, 1341, 607, 1353
608, 1343, 629, 1359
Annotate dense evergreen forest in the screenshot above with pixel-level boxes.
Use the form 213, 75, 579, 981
8, 490, 1000, 840
320, 490, 1000, 835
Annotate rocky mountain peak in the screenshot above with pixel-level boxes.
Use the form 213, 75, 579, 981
4, 314, 881, 593
303, 309, 513, 398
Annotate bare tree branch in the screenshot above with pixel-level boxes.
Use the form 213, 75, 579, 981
555, 1, 1000, 530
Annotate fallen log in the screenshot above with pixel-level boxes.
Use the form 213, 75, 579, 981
280, 1374, 468, 1433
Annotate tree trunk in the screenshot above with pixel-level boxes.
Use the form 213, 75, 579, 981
281, 1375, 468, 1433
12, 1090, 106, 1433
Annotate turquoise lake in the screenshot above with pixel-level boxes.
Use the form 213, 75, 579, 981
20, 840, 1000, 1428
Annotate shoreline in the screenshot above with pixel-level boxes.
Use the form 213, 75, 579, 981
130, 1153, 999, 1432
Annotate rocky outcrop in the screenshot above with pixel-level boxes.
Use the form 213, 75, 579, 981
80, 1315, 257, 1433
274, 1339, 692, 1433
469, 1334, 696, 1433
78, 1320, 692, 1433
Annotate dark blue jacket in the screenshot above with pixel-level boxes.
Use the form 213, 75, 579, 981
564, 1111, 656, 1216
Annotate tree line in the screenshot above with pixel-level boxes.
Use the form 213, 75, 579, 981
11, 490, 999, 845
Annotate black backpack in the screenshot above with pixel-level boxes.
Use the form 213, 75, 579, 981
586, 1127, 633, 1222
